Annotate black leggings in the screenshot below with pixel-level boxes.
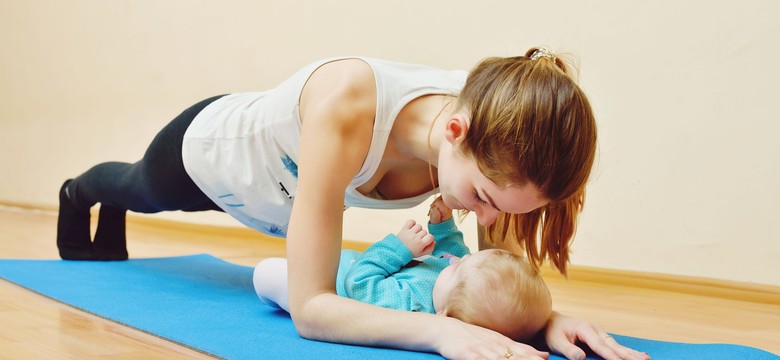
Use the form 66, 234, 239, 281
68, 95, 226, 213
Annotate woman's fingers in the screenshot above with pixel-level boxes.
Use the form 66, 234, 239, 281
469, 341, 549, 360
578, 331, 620, 360
603, 335, 651, 360
544, 312, 651, 360
574, 329, 651, 360
547, 336, 586, 360
438, 318, 550, 360
509, 343, 549, 359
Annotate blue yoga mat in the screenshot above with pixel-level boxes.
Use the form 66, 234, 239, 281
0, 254, 777, 360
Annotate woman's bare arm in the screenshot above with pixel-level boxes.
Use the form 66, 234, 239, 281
286, 58, 444, 349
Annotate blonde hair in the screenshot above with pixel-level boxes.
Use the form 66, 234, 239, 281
445, 250, 552, 341
457, 48, 597, 275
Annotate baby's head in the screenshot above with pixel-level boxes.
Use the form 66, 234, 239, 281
432, 249, 552, 341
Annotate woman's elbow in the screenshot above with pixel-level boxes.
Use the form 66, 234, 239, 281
289, 303, 318, 338
291, 317, 320, 339
288, 294, 330, 340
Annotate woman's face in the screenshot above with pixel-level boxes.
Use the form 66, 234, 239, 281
436, 119, 548, 226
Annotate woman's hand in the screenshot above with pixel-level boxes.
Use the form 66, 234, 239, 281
437, 317, 549, 360
544, 312, 650, 360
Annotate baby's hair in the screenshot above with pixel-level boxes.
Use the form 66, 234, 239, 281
444, 250, 552, 341
457, 47, 597, 275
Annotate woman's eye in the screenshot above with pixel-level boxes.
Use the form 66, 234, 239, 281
473, 190, 489, 206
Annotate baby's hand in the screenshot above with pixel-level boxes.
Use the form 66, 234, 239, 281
397, 219, 435, 258
428, 197, 453, 224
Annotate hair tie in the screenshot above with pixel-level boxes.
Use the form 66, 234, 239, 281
530, 48, 556, 61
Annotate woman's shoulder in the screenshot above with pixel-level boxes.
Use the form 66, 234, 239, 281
300, 58, 376, 126
308, 58, 375, 95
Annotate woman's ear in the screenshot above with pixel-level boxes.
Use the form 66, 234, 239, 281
444, 114, 469, 145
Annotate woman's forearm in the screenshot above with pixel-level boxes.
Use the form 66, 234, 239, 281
293, 293, 552, 360
293, 291, 445, 352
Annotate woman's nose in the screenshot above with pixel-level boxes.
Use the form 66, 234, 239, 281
476, 206, 500, 226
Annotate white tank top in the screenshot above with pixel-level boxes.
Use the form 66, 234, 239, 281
182, 57, 467, 236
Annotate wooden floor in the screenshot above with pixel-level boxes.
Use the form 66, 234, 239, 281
1, 206, 778, 359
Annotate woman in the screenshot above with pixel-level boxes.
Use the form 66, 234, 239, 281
57, 48, 648, 359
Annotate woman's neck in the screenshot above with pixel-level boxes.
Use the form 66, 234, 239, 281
358, 94, 456, 200
390, 94, 456, 167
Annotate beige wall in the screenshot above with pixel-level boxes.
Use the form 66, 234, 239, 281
2, 1, 778, 286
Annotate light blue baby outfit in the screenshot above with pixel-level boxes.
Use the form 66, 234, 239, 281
337, 218, 470, 313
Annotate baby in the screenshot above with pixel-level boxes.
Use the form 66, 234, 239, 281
254, 198, 552, 341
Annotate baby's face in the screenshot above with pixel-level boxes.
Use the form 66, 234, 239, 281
432, 249, 498, 313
